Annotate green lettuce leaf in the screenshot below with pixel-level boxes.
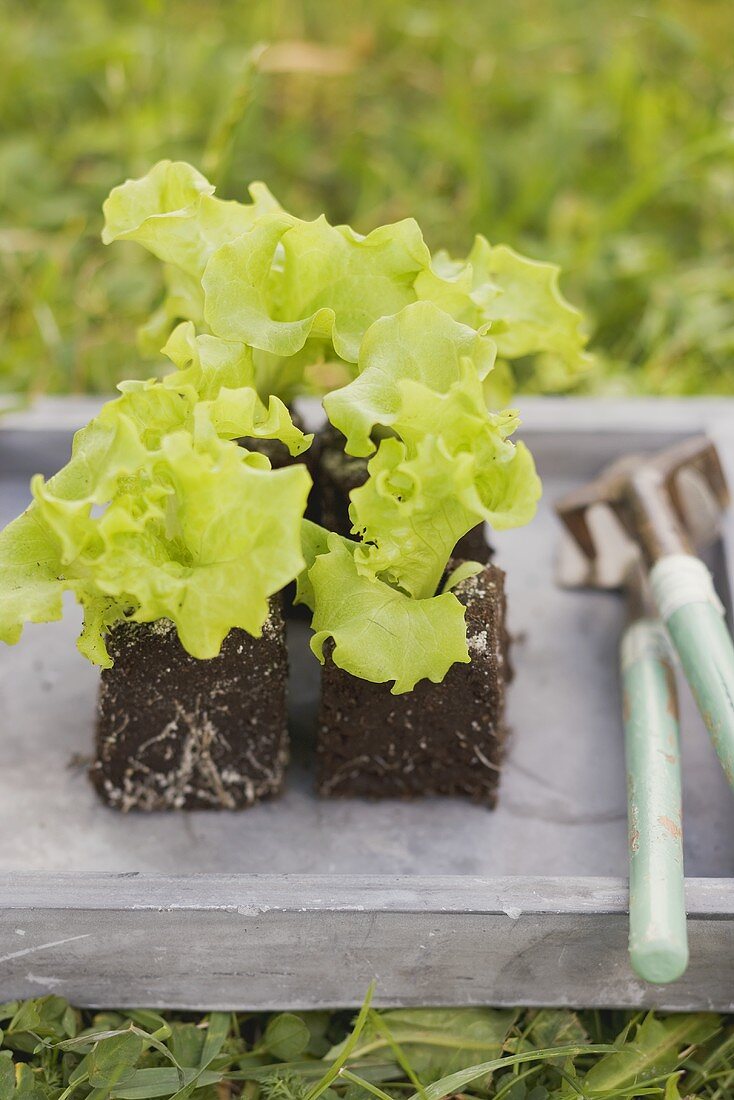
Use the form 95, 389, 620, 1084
202, 388, 312, 456
3, 395, 194, 662
90, 432, 311, 658
324, 301, 497, 456
416, 235, 589, 385
202, 214, 432, 362
327, 301, 499, 455
295, 518, 354, 611
102, 160, 280, 277
103, 161, 586, 400
306, 301, 540, 686
110, 377, 311, 462
349, 423, 539, 599
159, 322, 312, 454
102, 161, 282, 353
161, 321, 256, 397
102, 160, 214, 254
0, 509, 67, 645
306, 536, 470, 694
444, 560, 485, 591
320, 302, 540, 598
0, 381, 312, 664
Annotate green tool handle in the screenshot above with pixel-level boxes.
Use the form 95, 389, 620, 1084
621, 618, 688, 984
650, 553, 734, 793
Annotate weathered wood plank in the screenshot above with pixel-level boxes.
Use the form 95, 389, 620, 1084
1, 875, 734, 1010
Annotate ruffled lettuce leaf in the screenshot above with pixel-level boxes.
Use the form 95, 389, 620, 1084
0, 382, 312, 665
0, 401, 163, 659
202, 214, 432, 363
202, 388, 312, 455
90, 432, 310, 658
472, 242, 587, 368
139, 354, 311, 460
158, 321, 312, 454
103, 161, 586, 400
102, 161, 282, 353
0, 508, 68, 645
161, 320, 256, 397
0, 504, 123, 667
320, 301, 540, 598
104, 163, 444, 397
102, 160, 281, 276
349, 422, 539, 599
297, 305, 539, 688
295, 517, 358, 611
99, 377, 305, 458
305, 535, 470, 694
324, 301, 497, 456
102, 160, 214, 256
416, 236, 589, 387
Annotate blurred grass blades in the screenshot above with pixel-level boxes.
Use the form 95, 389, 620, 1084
0, 994, 731, 1099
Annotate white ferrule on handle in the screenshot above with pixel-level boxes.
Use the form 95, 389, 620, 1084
649, 554, 725, 624
620, 618, 674, 673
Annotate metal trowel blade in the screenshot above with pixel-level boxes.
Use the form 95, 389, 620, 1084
555, 503, 641, 590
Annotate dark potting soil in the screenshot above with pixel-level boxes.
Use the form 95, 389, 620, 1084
316, 562, 510, 805
316, 423, 493, 563
90, 604, 288, 812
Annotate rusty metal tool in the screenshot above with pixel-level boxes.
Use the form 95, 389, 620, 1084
556, 435, 734, 794
620, 565, 687, 983
557, 519, 687, 984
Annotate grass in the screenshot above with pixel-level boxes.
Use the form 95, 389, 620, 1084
3, 994, 734, 1100
1, 0, 733, 398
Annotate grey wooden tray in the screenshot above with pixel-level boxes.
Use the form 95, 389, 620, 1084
1, 397, 734, 1011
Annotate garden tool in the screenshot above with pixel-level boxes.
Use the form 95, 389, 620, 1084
556, 435, 734, 795
556, 522, 687, 984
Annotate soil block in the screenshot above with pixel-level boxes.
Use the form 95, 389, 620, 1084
316, 561, 510, 805
90, 603, 288, 811
317, 423, 493, 562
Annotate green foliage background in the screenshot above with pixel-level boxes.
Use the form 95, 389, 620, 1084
1, 0, 733, 398
2, 994, 734, 1100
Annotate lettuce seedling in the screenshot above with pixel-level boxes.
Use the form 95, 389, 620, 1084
102, 160, 588, 402
0, 370, 312, 665
96, 162, 577, 692
297, 301, 542, 694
